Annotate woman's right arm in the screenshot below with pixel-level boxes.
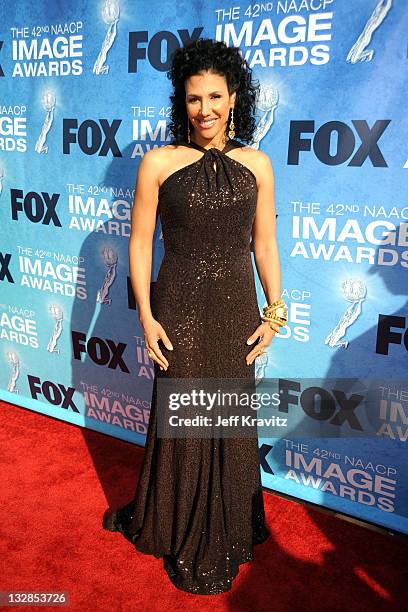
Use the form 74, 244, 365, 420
128, 149, 173, 370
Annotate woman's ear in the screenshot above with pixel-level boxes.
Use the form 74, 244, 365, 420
228, 89, 236, 106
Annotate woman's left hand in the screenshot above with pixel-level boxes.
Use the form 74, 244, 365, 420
246, 321, 281, 365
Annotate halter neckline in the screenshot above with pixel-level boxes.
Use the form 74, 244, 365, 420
182, 138, 239, 154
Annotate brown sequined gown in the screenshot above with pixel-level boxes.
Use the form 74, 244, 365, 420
103, 138, 270, 594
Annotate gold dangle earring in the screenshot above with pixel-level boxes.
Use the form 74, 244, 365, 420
187, 117, 191, 143
228, 107, 235, 139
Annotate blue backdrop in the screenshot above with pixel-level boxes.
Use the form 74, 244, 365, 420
1, 0, 407, 535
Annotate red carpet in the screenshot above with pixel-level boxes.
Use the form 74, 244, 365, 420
1, 400, 407, 611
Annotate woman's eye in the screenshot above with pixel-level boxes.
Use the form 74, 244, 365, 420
189, 96, 221, 102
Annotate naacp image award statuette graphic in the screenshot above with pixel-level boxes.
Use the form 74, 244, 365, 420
47, 304, 64, 354
34, 90, 56, 155
325, 278, 367, 349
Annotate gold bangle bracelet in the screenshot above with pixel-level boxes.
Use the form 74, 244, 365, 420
263, 298, 285, 310
263, 301, 287, 318
264, 309, 287, 320
261, 316, 286, 326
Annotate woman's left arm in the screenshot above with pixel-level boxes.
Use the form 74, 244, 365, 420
246, 150, 283, 365
252, 150, 282, 304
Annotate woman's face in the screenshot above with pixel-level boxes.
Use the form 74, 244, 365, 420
185, 70, 236, 141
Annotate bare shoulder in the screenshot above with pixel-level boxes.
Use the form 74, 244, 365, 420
142, 143, 200, 188
151, 143, 185, 158
143, 143, 191, 169
137, 145, 176, 185
141, 145, 171, 166
241, 145, 273, 167
234, 145, 273, 185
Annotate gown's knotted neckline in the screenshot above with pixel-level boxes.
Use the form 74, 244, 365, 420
180, 138, 242, 192
182, 137, 239, 155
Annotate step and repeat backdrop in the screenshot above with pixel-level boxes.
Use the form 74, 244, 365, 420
1, 1, 407, 535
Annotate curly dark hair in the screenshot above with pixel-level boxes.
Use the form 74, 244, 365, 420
166, 38, 260, 145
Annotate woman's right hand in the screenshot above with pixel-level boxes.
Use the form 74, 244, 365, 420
141, 315, 173, 370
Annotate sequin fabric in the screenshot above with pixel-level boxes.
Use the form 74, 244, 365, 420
103, 138, 271, 595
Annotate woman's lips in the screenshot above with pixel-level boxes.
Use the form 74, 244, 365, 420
196, 118, 217, 128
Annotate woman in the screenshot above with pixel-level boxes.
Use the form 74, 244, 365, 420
103, 38, 287, 595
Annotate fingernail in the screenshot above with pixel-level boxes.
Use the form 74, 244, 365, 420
169, 345, 173, 350
247, 339, 253, 345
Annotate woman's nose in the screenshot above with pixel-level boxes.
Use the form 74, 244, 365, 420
200, 101, 211, 115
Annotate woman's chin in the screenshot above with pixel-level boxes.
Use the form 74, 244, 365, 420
192, 126, 226, 141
